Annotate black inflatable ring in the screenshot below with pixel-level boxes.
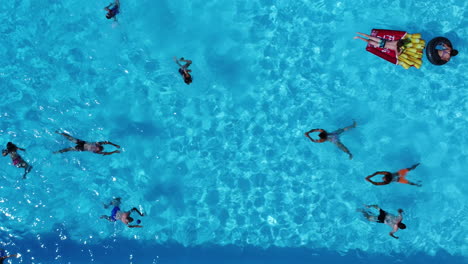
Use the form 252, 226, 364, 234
426, 37, 452, 65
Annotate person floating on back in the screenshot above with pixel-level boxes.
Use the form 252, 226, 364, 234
2, 142, 32, 179
366, 163, 421, 187
0, 248, 19, 264
104, 0, 120, 21
354, 32, 409, 56
100, 197, 145, 228
304, 121, 356, 159
53, 131, 121, 155
358, 205, 406, 239
174, 57, 193, 85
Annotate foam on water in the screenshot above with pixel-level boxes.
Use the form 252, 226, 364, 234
0, 0, 467, 262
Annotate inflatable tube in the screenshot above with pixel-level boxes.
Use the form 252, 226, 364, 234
366, 29, 407, 64
426, 37, 452, 66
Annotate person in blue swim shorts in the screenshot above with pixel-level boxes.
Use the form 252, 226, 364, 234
304, 121, 357, 159
104, 0, 120, 20
100, 198, 145, 228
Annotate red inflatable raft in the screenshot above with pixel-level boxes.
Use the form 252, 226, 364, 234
366, 29, 407, 64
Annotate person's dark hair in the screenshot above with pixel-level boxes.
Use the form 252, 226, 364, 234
106, 13, 112, 19
383, 174, 392, 183
98, 145, 104, 152
128, 217, 134, 223
397, 38, 411, 50
318, 131, 328, 139
6, 142, 16, 151
397, 222, 406, 229
451, 49, 458, 57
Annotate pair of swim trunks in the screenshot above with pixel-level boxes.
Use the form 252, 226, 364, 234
75, 140, 86, 151
377, 209, 387, 223
110, 206, 120, 222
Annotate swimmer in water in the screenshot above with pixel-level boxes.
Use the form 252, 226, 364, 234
53, 131, 121, 155
358, 205, 406, 239
436, 43, 458, 62
304, 121, 357, 159
100, 197, 145, 228
174, 57, 193, 85
366, 163, 421, 187
0, 249, 19, 264
353, 32, 411, 56
2, 142, 33, 179
104, 0, 120, 21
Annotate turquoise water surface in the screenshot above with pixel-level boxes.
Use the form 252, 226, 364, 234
0, 0, 467, 263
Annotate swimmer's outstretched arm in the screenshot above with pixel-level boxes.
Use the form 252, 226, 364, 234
16, 146, 26, 151
98, 141, 121, 148
100, 215, 113, 222
0, 254, 18, 260
53, 147, 78, 154
335, 141, 353, 159
365, 172, 389, 185
98, 150, 121, 156
130, 207, 144, 216
304, 129, 325, 142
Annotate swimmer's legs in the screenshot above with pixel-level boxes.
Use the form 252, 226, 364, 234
357, 208, 378, 222
100, 215, 112, 221
356, 32, 382, 42
335, 141, 353, 160
23, 164, 32, 179
332, 121, 357, 135
408, 163, 420, 171
407, 180, 422, 187
53, 147, 77, 154
130, 207, 144, 216
55, 131, 80, 144
354, 35, 380, 46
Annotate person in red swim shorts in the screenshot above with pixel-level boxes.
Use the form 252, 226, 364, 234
365, 163, 421, 186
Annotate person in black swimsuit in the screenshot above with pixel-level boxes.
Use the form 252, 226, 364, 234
174, 57, 193, 84
53, 131, 121, 155
358, 205, 406, 239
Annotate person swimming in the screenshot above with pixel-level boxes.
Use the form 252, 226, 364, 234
358, 205, 406, 239
104, 0, 120, 20
366, 163, 421, 187
304, 121, 357, 159
174, 57, 193, 85
53, 131, 121, 155
0, 248, 19, 264
100, 198, 145, 228
2, 142, 32, 179
354, 32, 411, 56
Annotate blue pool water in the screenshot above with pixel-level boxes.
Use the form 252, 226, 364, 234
1, 0, 467, 263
